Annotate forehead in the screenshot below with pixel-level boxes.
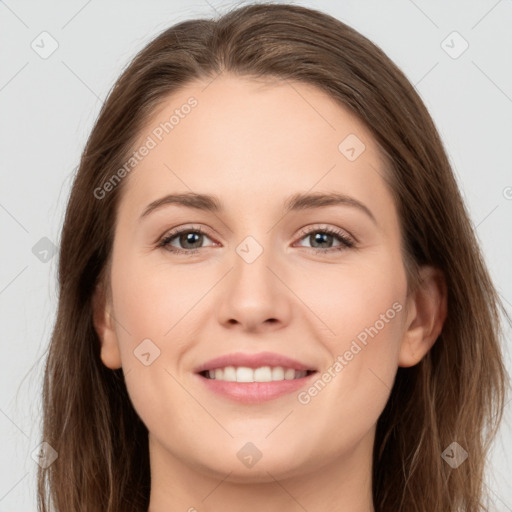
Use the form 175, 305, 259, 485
118, 74, 394, 224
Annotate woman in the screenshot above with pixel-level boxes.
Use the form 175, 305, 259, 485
38, 3, 508, 511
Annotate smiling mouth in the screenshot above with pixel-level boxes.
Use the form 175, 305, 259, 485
199, 366, 317, 382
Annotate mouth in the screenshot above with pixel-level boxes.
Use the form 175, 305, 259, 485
194, 352, 318, 403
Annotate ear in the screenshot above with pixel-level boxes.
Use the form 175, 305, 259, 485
92, 281, 122, 370
399, 265, 447, 367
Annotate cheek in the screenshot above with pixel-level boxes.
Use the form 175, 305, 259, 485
297, 251, 406, 358
109, 250, 200, 350
293, 253, 406, 441
108, 253, 202, 439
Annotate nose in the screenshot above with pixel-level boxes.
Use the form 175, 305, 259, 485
216, 244, 293, 333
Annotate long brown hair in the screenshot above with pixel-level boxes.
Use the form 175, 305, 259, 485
38, 3, 509, 511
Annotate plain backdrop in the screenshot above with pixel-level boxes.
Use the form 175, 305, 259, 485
1, 0, 511, 509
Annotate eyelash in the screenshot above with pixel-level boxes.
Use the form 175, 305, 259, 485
157, 225, 355, 256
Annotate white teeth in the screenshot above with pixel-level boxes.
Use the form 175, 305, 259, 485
236, 367, 254, 382
223, 366, 237, 382
254, 366, 272, 382
272, 366, 284, 380
284, 368, 296, 380
205, 365, 309, 382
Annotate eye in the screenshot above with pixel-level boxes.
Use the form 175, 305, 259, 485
157, 224, 355, 256
294, 225, 355, 253
157, 226, 216, 255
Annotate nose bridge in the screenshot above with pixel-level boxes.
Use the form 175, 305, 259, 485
217, 231, 292, 330
232, 232, 278, 300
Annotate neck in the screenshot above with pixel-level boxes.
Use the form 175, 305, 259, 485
147, 428, 376, 512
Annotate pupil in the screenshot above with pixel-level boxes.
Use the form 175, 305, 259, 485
181, 232, 202, 249
312, 232, 331, 248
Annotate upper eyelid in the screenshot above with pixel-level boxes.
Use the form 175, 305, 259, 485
161, 225, 216, 241
295, 224, 354, 241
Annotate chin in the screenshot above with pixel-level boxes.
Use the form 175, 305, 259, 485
188, 439, 312, 482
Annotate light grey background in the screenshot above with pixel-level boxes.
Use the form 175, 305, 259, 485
1, 0, 511, 509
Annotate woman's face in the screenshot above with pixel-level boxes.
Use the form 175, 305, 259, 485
96, 74, 424, 482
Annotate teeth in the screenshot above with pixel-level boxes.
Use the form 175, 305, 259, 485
205, 365, 309, 382
236, 367, 254, 382
223, 366, 237, 381
254, 366, 272, 382
284, 368, 296, 380
272, 366, 284, 380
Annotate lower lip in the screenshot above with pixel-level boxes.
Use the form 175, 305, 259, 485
196, 373, 317, 404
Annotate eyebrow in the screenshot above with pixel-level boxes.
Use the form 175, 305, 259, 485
139, 191, 377, 224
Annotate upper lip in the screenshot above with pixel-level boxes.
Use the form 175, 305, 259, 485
194, 351, 317, 373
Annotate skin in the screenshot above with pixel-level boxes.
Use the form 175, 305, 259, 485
93, 74, 447, 512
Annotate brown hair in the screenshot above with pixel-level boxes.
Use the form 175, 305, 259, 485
38, 3, 509, 511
